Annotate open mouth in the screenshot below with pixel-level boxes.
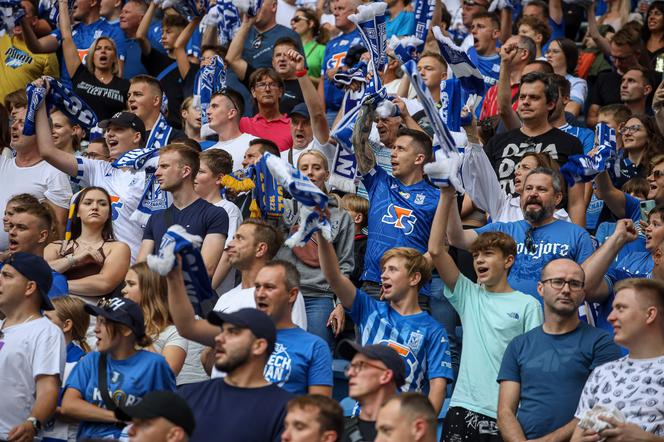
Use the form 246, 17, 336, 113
256, 301, 269, 310
129, 104, 138, 113
8, 239, 18, 250
476, 266, 489, 277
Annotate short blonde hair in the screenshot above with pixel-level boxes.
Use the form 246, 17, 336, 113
297, 150, 329, 171
341, 194, 368, 226
87, 37, 120, 76
380, 247, 432, 289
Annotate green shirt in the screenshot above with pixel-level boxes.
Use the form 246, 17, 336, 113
303, 40, 326, 78
444, 274, 543, 418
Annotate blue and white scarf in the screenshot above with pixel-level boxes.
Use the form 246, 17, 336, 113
0, 0, 24, 33
263, 153, 331, 247
147, 225, 214, 316
24, 78, 98, 136
201, 0, 241, 47
232, 0, 263, 17
433, 27, 485, 97
153, 0, 208, 20
388, 35, 423, 65
194, 56, 227, 138
349, 2, 387, 95
560, 124, 616, 187
333, 60, 368, 88
413, 0, 435, 51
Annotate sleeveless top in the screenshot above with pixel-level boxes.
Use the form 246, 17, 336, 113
59, 239, 108, 280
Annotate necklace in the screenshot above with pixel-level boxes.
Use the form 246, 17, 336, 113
0, 314, 36, 339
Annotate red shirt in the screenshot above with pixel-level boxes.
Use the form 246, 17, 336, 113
239, 114, 293, 152
479, 83, 520, 121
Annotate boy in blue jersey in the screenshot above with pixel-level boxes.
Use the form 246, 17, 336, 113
431, 187, 543, 442
469, 12, 501, 93
354, 103, 440, 298
318, 232, 453, 414
447, 167, 595, 303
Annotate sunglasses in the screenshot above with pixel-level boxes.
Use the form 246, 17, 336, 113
291, 16, 306, 23
651, 169, 664, 179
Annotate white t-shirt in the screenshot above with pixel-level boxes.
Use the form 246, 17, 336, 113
211, 284, 307, 379
0, 317, 66, 439
75, 157, 147, 262
0, 157, 72, 250
213, 199, 243, 296
209, 133, 258, 171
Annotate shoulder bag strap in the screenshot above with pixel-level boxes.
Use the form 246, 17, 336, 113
98, 352, 118, 411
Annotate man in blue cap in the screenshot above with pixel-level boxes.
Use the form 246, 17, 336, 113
178, 308, 294, 442
0, 252, 66, 442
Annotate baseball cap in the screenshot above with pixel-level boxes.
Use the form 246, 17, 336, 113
84, 297, 145, 338
207, 308, 277, 355
115, 391, 196, 436
338, 339, 406, 388
3, 252, 54, 310
289, 103, 310, 120
99, 112, 146, 137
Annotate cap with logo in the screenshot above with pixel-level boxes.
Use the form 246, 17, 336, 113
115, 391, 196, 437
338, 339, 406, 387
207, 308, 277, 355
84, 297, 146, 338
2, 252, 54, 310
99, 112, 146, 138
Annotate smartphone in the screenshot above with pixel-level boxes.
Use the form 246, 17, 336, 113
640, 200, 656, 223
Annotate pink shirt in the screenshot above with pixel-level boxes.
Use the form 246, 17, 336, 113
239, 114, 293, 151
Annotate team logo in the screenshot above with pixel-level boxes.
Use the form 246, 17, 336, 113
407, 331, 424, 350
264, 343, 292, 387
382, 204, 417, 235
110, 195, 123, 221
414, 194, 426, 205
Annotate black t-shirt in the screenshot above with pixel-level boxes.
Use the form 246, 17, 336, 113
484, 127, 584, 195
143, 198, 229, 244
341, 417, 377, 442
589, 71, 622, 108
243, 65, 304, 115
178, 379, 294, 442
141, 49, 196, 129
72, 64, 129, 121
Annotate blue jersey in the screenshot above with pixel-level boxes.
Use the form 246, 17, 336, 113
65, 350, 175, 440
264, 327, 333, 395
348, 289, 454, 392
361, 166, 439, 283
322, 28, 363, 112
595, 221, 646, 260
476, 220, 595, 301
386, 11, 415, 38
473, 51, 500, 91
560, 123, 595, 154
123, 39, 148, 79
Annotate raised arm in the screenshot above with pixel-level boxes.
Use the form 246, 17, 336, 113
166, 259, 218, 347
20, 14, 58, 54
497, 45, 521, 131
549, 0, 563, 26
654, 80, 664, 135
35, 92, 78, 177
593, 171, 627, 218
317, 231, 357, 309
136, 1, 157, 54
497, 381, 528, 442
174, 17, 201, 79
225, 15, 254, 81
581, 219, 637, 302
567, 182, 588, 227
445, 187, 479, 251
352, 102, 376, 175
585, 3, 611, 57
429, 188, 461, 291
288, 50, 330, 143
58, 0, 82, 79
499, 8, 513, 44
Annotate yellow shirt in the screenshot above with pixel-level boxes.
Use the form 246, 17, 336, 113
0, 34, 59, 104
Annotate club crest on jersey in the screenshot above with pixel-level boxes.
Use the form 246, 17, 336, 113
414, 194, 426, 205
407, 331, 424, 350
380, 340, 418, 381
382, 204, 417, 235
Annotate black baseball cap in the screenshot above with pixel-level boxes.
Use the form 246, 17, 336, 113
338, 339, 406, 387
115, 391, 196, 436
207, 308, 277, 355
3, 252, 54, 310
99, 112, 145, 138
289, 103, 310, 120
84, 297, 145, 338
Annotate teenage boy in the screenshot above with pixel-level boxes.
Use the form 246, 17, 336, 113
318, 236, 453, 414
430, 187, 544, 441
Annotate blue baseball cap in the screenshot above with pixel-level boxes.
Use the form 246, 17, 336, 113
207, 308, 276, 355
289, 103, 310, 120
3, 252, 54, 310
85, 297, 145, 338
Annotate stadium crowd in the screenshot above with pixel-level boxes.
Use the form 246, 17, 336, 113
0, 0, 663, 441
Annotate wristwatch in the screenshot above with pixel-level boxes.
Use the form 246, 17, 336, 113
26, 416, 41, 433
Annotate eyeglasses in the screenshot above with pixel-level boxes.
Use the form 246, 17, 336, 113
344, 360, 388, 377
621, 124, 642, 134
610, 54, 633, 62
291, 16, 306, 23
251, 33, 264, 49
254, 82, 280, 90
82, 151, 108, 160
541, 278, 585, 291
524, 226, 536, 253
650, 169, 664, 179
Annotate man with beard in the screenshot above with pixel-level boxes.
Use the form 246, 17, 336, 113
497, 259, 622, 442
447, 167, 595, 306
177, 308, 294, 442
136, 144, 228, 278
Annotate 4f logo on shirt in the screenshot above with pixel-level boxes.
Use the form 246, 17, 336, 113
382, 204, 417, 235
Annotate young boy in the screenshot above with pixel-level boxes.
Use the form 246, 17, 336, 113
341, 194, 368, 288
318, 233, 453, 414
431, 187, 543, 442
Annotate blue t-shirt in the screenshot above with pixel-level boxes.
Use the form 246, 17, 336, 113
361, 166, 439, 284
348, 289, 454, 392
143, 198, 229, 245
386, 11, 415, 38
473, 51, 501, 91
595, 221, 646, 259
322, 28, 363, 112
560, 123, 595, 154
264, 327, 333, 395
65, 350, 176, 440
497, 323, 622, 439
475, 220, 595, 301
123, 39, 148, 79
179, 379, 294, 442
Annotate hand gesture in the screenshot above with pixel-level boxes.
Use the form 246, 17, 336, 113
286, 48, 306, 72
326, 304, 345, 337
500, 43, 520, 64
74, 245, 104, 266
598, 416, 653, 441
613, 219, 638, 245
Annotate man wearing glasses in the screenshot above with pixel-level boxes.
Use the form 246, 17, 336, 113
337, 340, 405, 442
497, 258, 622, 442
